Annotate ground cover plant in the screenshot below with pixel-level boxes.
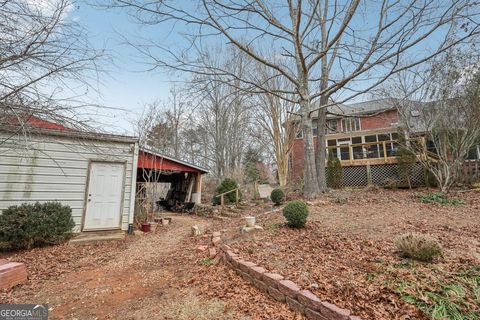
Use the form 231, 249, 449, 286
415, 192, 465, 205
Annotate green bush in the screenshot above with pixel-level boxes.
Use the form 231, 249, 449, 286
270, 188, 285, 205
326, 152, 343, 189
283, 200, 309, 228
0, 202, 75, 250
394, 233, 442, 262
212, 178, 242, 205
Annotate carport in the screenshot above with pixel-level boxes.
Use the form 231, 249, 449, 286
136, 149, 208, 211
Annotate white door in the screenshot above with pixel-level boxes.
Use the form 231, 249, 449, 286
84, 162, 125, 230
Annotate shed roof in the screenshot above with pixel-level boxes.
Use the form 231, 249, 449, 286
137, 149, 208, 174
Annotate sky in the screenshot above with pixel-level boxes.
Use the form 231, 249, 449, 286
70, 2, 175, 134
62, 1, 473, 135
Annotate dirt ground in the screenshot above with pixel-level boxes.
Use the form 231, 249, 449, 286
1, 214, 298, 319
228, 188, 480, 319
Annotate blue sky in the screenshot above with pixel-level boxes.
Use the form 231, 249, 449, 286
71, 2, 175, 134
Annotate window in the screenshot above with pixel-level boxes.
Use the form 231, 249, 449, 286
326, 119, 338, 133
312, 119, 317, 136
341, 117, 361, 132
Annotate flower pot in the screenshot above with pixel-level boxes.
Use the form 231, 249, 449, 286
149, 222, 158, 232
141, 223, 150, 232
245, 216, 256, 227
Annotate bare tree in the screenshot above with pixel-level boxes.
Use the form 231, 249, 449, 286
386, 49, 480, 193
252, 63, 298, 186
111, 0, 479, 197
186, 47, 254, 178
1, 0, 102, 136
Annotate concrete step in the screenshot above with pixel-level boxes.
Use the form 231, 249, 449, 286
69, 230, 125, 245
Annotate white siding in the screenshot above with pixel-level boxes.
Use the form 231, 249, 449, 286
0, 133, 137, 232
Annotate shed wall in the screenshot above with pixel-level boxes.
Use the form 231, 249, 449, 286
0, 133, 137, 232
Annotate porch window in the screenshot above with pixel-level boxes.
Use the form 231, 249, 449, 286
341, 117, 361, 132
352, 136, 363, 159
338, 138, 351, 160
364, 135, 379, 158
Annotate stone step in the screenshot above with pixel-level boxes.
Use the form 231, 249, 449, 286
69, 230, 125, 245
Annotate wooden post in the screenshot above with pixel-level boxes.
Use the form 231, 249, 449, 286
349, 145, 354, 165
235, 189, 239, 206
382, 141, 387, 162
220, 194, 224, 209
366, 163, 372, 185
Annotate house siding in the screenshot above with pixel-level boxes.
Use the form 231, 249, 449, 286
0, 132, 137, 232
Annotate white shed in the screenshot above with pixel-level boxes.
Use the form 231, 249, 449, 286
0, 125, 138, 233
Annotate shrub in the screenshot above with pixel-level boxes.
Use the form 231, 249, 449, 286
415, 192, 464, 205
394, 233, 442, 262
212, 178, 242, 205
270, 188, 285, 205
283, 200, 309, 228
326, 152, 343, 189
0, 202, 75, 250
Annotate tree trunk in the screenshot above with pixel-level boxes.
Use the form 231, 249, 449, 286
301, 101, 321, 198
315, 107, 328, 192
277, 153, 288, 187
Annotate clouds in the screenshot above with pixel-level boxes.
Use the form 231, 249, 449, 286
23, 0, 74, 18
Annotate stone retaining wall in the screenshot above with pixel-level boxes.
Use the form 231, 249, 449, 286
220, 245, 361, 320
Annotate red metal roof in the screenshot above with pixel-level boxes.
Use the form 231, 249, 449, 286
4, 115, 71, 131
137, 150, 208, 174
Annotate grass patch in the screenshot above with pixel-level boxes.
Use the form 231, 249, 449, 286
162, 291, 234, 320
396, 266, 480, 319
415, 192, 465, 205
201, 258, 213, 266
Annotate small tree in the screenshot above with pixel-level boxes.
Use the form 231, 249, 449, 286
213, 178, 242, 205
326, 152, 343, 189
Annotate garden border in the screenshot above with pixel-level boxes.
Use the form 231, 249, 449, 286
218, 243, 361, 320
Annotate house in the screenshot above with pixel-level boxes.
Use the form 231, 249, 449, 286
0, 118, 208, 233
290, 98, 480, 187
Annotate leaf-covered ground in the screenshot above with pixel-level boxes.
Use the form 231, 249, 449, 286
228, 188, 480, 319
0, 215, 299, 319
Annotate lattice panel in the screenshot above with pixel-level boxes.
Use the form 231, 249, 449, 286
371, 164, 397, 186
341, 166, 368, 187
338, 163, 425, 187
